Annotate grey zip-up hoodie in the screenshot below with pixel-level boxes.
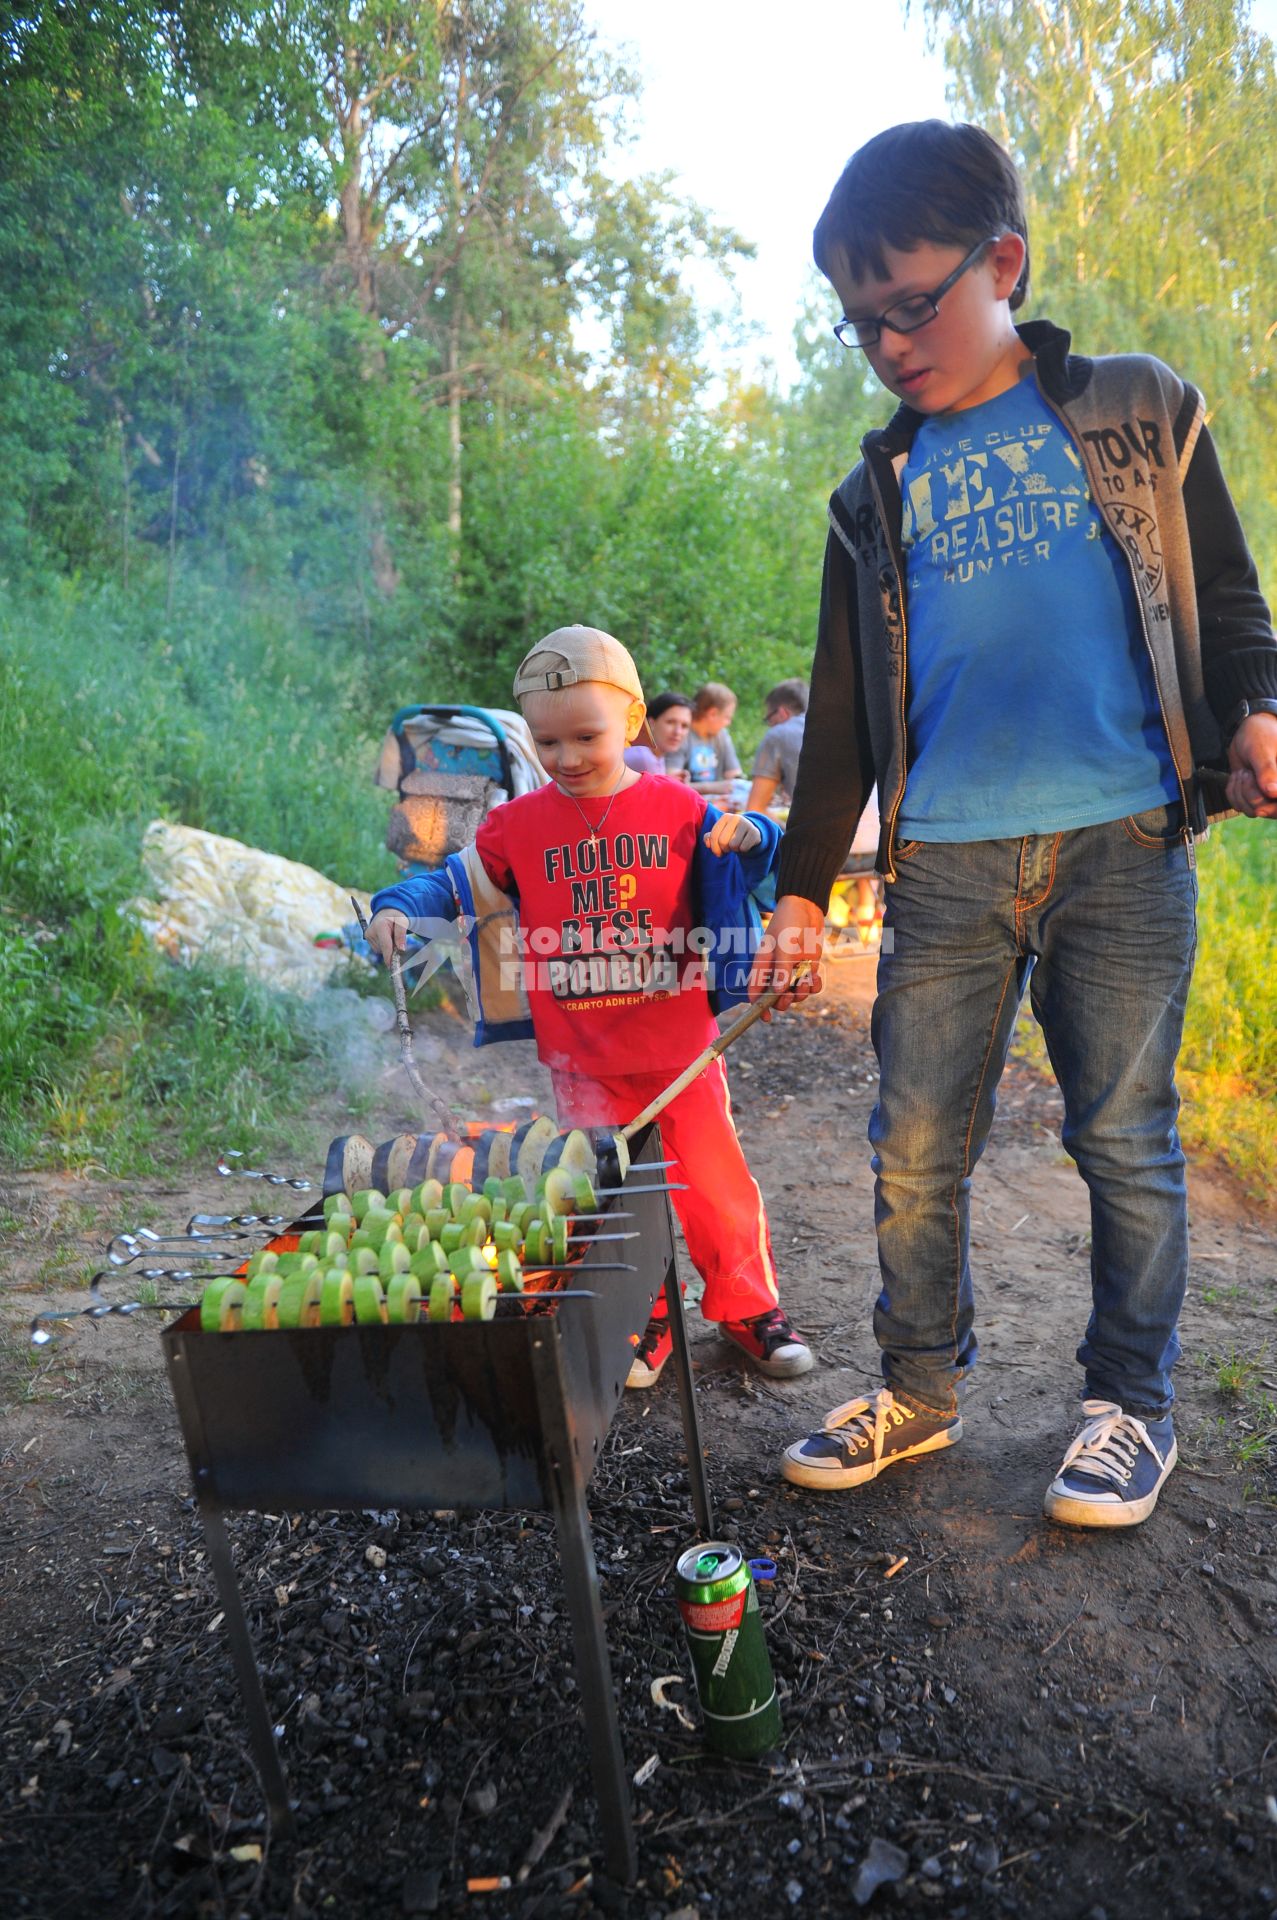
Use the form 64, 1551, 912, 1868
777, 319, 1277, 905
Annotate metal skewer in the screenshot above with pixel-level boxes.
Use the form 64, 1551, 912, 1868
217, 1152, 313, 1190
30, 1299, 200, 1344
108, 1227, 259, 1264
188, 1212, 290, 1231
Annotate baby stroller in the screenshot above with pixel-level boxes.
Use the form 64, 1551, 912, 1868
372, 704, 548, 876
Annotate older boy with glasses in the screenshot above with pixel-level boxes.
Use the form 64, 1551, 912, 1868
752, 119, 1277, 1529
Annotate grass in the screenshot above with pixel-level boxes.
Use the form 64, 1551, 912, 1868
1177, 817, 1277, 1198
1198, 1340, 1277, 1499
0, 569, 408, 1175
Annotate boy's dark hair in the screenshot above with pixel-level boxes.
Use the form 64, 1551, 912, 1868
814, 121, 1030, 312
647, 689, 693, 722
765, 678, 808, 717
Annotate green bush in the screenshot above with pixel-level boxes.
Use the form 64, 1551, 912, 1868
0, 570, 405, 1171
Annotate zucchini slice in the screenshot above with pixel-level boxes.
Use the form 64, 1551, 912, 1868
242, 1274, 284, 1331
410, 1242, 448, 1282
385, 1272, 423, 1324
352, 1274, 388, 1326
276, 1273, 322, 1329
460, 1273, 498, 1320
378, 1240, 413, 1280
541, 1168, 575, 1217
427, 1274, 458, 1323
199, 1276, 247, 1332
319, 1270, 356, 1325
495, 1249, 524, 1293
448, 1244, 488, 1282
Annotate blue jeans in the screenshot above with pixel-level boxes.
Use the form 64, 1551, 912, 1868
869, 806, 1197, 1419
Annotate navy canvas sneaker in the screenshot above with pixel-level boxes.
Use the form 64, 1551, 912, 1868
781, 1387, 962, 1489
1044, 1399, 1177, 1528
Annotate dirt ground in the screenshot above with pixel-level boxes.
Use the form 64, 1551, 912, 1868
2, 951, 1276, 1920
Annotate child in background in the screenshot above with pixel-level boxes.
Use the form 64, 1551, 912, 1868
685, 683, 743, 796
367, 626, 813, 1388
645, 690, 694, 779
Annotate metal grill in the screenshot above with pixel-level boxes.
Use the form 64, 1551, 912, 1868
162, 1125, 712, 1883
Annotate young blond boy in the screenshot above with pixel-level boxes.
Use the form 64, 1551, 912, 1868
368, 626, 812, 1386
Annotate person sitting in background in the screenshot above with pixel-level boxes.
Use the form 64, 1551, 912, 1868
622, 732, 664, 776
646, 690, 695, 780
746, 678, 810, 812
685, 682, 743, 796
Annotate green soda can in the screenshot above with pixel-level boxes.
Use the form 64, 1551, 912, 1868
675, 1542, 782, 1758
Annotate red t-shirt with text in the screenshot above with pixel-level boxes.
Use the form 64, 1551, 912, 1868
474, 774, 719, 1075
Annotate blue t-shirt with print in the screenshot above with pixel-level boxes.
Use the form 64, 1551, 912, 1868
897, 374, 1178, 841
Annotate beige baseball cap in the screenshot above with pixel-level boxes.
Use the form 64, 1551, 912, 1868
512, 625, 644, 704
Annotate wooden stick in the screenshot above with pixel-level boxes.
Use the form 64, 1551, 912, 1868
621, 966, 809, 1140
389, 951, 461, 1138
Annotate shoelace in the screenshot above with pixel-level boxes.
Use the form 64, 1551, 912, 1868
817, 1387, 908, 1451
1059, 1402, 1166, 1488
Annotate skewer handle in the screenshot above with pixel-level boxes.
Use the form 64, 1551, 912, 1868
620, 966, 809, 1140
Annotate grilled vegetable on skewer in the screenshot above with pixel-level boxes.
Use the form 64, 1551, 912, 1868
369, 1138, 418, 1195
320, 1271, 356, 1325
200, 1277, 248, 1331
461, 1273, 497, 1320
322, 1134, 376, 1198
428, 1275, 458, 1322
276, 1274, 323, 1328
385, 1273, 422, 1323
471, 1128, 514, 1184
352, 1274, 388, 1325
242, 1274, 284, 1330
514, 1117, 558, 1196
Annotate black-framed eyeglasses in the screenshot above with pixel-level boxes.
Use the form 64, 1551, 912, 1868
833, 237, 1000, 350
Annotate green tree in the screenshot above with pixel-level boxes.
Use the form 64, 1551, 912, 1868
921, 0, 1277, 573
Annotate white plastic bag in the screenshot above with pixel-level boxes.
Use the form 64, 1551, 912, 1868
123, 821, 373, 996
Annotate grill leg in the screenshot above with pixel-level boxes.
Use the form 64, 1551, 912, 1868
199, 1501, 293, 1836
662, 1253, 715, 1537
551, 1481, 637, 1886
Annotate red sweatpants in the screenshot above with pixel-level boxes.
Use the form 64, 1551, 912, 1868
549, 1057, 779, 1324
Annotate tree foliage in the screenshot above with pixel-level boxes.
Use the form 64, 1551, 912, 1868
921, 0, 1277, 572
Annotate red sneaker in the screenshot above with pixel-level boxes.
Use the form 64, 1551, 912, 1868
720, 1308, 813, 1379
626, 1314, 672, 1389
